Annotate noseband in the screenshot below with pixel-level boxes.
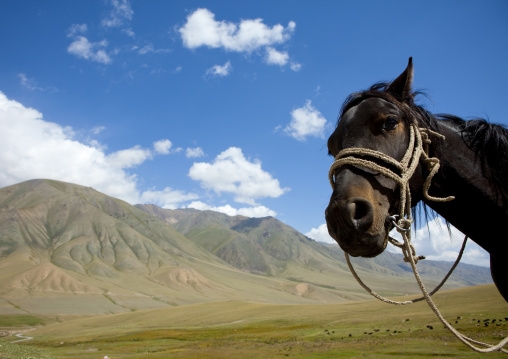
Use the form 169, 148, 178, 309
327, 119, 508, 353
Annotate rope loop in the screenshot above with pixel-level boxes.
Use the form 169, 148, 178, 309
396, 218, 412, 232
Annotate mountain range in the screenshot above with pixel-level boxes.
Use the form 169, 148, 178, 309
0, 179, 492, 316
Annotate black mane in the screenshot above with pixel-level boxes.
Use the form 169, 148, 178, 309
441, 115, 508, 196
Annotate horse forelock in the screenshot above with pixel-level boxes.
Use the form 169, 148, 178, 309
337, 82, 438, 131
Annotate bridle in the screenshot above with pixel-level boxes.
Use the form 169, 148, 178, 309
327, 116, 508, 353
329, 119, 454, 241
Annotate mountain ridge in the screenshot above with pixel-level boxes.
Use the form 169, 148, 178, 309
135, 204, 493, 290
0, 179, 492, 316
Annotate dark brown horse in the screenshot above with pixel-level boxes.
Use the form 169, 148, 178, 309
325, 58, 508, 301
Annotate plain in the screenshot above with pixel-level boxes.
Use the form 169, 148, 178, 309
1, 284, 507, 358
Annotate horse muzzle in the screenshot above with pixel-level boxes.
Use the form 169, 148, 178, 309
325, 198, 389, 258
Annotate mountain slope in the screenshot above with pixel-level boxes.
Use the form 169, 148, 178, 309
136, 205, 493, 296
0, 180, 381, 315
0, 179, 493, 316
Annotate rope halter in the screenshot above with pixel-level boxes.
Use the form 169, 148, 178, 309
328, 120, 455, 231
327, 118, 508, 353
328, 119, 454, 263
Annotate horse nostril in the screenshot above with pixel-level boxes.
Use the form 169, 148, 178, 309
346, 198, 374, 230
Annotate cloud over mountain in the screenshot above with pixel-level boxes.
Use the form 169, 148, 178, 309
188, 147, 289, 205
306, 217, 491, 267
187, 201, 276, 217
0, 91, 192, 207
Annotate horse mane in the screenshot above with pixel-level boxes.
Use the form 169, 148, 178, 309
338, 82, 508, 226
439, 115, 508, 196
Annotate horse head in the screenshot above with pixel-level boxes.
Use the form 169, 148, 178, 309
326, 57, 508, 303
325, 58, 425, 258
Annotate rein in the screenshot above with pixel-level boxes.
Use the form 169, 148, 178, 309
328, 120, 508, 353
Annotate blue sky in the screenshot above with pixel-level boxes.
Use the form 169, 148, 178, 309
0, 0, 507, 267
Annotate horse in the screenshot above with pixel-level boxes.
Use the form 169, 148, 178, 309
325, 58, 508, 302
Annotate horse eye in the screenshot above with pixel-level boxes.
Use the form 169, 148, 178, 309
383, 116, 398, 131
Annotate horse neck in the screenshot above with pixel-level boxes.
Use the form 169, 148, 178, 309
420, 121, 508, 257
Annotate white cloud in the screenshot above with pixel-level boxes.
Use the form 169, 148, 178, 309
290, 62, 302, 72
205, 61, 232, 77
283, 100, 329, 141
137, 44, 171, 55
186, 147, 204, 158
187, 201, 276, 218
188, 147, 289, 205
18, 73, 58, 93
179, 8, 298, 70
179, 8, 295, 53
0, 91, 194, 208
67, 36, 112, 64
18, 73, 40, 91
388, 217, 490, 267
265, 47, 289, 66
67, 23, 88, 37
91, 126, 106, 135
141, 188, 199, 209
308, 218, 490, 267
138, 44, 154, 54
123, 28, 135, 37
101, 0, 134, 28
106, 146, 152, 169
305, 223, 335, 244
265, 48, 301, 71
153, 139, 172, 154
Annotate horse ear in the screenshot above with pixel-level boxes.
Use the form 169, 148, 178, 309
386, 57, 413, 101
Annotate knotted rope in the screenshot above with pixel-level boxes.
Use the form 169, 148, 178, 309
328, 120, 508, 353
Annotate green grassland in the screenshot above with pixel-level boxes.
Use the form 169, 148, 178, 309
1, 284, 506, 358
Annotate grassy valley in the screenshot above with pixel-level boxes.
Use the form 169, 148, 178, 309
1, 285, 506, 358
